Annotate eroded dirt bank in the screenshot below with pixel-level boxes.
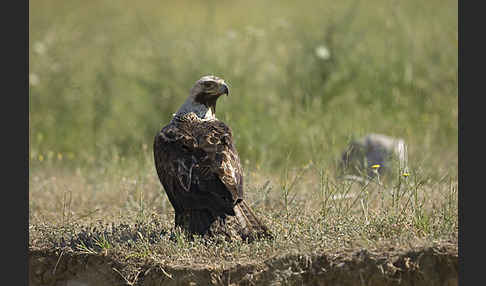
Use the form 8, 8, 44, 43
30, 242, 457, 286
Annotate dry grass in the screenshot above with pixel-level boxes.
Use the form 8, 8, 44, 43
29, 156, 457, 269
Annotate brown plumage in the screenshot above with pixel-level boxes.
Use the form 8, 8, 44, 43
153, 75, 271, 241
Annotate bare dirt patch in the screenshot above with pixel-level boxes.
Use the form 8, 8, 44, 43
30, 240, 457, 286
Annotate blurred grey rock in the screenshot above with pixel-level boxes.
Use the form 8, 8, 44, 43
340, 133, 408, 178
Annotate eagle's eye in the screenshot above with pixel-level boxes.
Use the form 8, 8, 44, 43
203, 81, 215, 89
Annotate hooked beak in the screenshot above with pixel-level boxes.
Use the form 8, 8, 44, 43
219, 82, 229, 96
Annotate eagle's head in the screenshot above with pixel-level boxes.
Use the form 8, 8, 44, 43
191, 75, 230, 103
175, 75, 230, 120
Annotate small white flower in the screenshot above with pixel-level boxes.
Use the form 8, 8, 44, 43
315, 45, 331, 60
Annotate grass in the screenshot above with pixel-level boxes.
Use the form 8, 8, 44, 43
29, 156, 458, 268
29, 0, 457, 278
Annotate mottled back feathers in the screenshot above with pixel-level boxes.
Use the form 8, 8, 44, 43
154, 113, 243, 218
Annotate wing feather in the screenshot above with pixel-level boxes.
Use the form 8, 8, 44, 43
153, 115, 243, 216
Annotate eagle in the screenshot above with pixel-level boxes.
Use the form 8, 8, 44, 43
153, 75, 271, 241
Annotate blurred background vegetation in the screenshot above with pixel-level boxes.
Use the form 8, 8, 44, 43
29, 0, 457, 177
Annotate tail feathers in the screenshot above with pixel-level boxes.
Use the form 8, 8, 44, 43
234, 200, 272, 241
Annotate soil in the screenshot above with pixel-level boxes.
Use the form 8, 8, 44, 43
29, 241, 457, 286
